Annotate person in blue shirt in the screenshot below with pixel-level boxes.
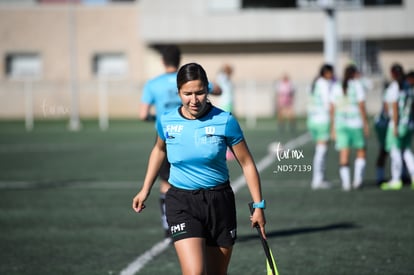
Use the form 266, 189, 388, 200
139, 45, 183, 237
139, 45, 182, 123
139, 46, 222, 237
133, 63, 267, 275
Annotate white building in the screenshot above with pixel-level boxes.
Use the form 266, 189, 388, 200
0, 0, 413, 121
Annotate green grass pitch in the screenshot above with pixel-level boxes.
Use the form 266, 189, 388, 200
0, 118, 413, 275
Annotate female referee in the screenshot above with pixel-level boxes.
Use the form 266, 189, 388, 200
132, 62, 267, 275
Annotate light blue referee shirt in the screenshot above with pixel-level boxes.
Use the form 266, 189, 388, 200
141, 72, 181, 123
157, 105, 244, 190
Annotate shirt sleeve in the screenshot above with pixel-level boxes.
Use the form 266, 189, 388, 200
328, 83, 338, 105
354, 81, 366, 102
225, 114, 244, 146
385, 82, 399, 103
156, 117, 165, 141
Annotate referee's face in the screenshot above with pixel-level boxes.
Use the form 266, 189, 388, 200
179, 80, 208, 119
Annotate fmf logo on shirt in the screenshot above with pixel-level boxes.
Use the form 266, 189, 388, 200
166, 124, 184, 133
165, 124, 184, 139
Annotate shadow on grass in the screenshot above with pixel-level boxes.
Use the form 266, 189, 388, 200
237, 222, 358, 242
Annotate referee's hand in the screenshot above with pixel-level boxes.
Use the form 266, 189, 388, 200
251, 208, 267, 239
132, 191, 148, 213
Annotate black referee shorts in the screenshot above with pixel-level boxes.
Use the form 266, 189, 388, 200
165, 182, 237, 247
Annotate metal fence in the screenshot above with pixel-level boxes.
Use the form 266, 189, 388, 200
0, 77, 384, 130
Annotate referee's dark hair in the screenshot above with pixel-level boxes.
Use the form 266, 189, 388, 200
177, 63, 209, 90
161, 45, 181, 68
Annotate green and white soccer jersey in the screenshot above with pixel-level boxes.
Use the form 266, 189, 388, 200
331, 80, 366, 150
385, 81, 414, 151
307, 77, 332, 142
397, 86, 414, 136
384, 81, 399, 119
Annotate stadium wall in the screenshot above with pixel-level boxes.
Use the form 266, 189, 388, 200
0, 1, 413, 120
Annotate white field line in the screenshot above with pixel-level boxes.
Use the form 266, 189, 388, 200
119, 238, 172, 275
119, 132, 311, 275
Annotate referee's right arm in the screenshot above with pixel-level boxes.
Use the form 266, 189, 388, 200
133, 136, 166, 212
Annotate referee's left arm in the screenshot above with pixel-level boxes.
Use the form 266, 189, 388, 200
231, 140, 267, 239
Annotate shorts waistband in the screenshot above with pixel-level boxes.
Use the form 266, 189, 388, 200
170, 180, 231, 193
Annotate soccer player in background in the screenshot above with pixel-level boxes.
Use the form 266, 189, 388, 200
330, 64, 369, 191
374, 80, 390, 186
216, 63, 236, 160
139, 45, 182, 236
307, 64, 335, 189
216, 64, 234, 113
381, 65, 414, 190
276, 73, 296, 132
